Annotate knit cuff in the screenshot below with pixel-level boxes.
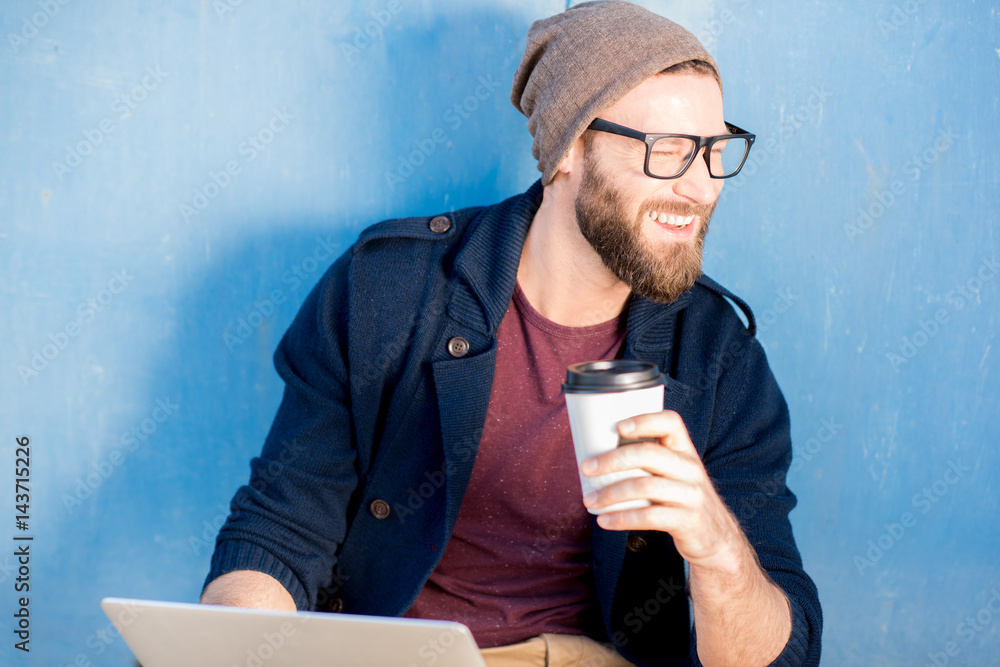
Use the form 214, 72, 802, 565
203, 539, 309, 611
769, 597, 812, 667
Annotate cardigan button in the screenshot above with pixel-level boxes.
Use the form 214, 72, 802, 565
370, 499, 391, 519
626, 535, 647, 553
429, 215, 451, 234
319, 594, 344, 613
447, 337, 469, 358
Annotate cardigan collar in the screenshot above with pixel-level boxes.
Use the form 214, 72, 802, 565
451, 179, 692, 339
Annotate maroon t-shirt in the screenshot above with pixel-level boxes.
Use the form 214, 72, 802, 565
404, 282, 628, 647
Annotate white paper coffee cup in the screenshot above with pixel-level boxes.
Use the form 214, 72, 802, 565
562, 360, 665, 515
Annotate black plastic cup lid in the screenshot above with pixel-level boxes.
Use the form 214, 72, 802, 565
561, 360, 664, 394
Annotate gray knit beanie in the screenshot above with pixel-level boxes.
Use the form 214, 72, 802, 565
510, 0, 721, 185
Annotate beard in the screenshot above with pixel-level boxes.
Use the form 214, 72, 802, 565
574, 148, 716, 304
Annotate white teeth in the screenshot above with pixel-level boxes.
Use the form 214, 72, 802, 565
649, 211, 695, 228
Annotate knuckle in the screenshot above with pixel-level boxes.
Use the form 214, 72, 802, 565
688, 483, 706, 506
620, 449, 640, 469
651, 505, 672, 526
642, 442, 665, 457
636, 476, 658, 496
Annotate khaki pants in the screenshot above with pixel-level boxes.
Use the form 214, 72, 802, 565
480, 633, 637, 667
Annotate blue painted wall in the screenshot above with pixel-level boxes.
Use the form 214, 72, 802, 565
1, 1, 997, 664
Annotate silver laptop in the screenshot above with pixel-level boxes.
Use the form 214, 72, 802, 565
101, 598, 487, 667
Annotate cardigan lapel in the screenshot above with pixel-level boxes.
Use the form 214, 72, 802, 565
430, 339, 498, 534
430, 182, 543, 532
447, 180, 543, 333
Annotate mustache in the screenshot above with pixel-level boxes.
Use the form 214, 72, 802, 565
638, 199, 716, 218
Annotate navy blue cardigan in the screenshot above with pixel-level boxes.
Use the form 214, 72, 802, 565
206, 180, 821, 666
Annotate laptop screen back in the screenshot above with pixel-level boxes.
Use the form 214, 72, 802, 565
100, 597, 487, 667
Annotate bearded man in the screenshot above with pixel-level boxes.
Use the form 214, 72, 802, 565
201, 2, 822, 665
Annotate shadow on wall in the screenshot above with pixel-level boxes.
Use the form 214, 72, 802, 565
359, 5, 532, 208
41, 5, 537, 663
44, 220, 358, 663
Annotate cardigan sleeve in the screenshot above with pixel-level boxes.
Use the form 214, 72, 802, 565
692, 336, 823, 667
203, 252, 359, 611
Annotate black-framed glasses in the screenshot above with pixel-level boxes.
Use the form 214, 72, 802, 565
586, 118, 756, 179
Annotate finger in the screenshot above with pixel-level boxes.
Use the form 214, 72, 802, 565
582, 474, 693, 512
617, 410, 696, 454
594, 503, 688, 533
581, 442, 698, 480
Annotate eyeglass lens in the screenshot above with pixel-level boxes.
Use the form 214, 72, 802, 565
648, 137, 750, 178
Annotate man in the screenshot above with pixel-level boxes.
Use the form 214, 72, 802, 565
201, 2, 822, 665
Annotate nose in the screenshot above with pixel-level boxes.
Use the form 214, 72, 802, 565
671, 147, 720, 204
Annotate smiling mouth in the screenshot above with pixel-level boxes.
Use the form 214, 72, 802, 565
647, 210, 695, 229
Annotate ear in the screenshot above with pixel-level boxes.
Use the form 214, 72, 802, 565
554, 134, 586, 178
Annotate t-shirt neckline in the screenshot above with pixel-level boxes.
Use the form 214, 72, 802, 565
512, 281, 627, 340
